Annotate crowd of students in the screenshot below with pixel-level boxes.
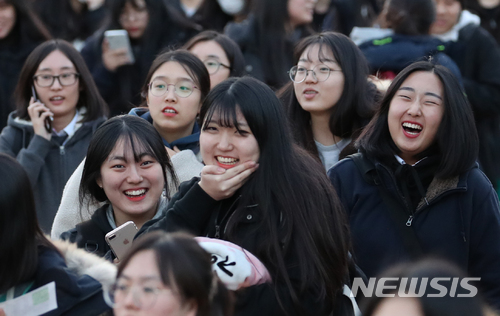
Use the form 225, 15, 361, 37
0, 0, 500, 315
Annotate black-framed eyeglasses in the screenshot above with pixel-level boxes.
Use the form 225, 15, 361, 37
203, 58, 231, 75
288, 65, 340, 83
148, 79, 199, 98
33, 73, 80, 87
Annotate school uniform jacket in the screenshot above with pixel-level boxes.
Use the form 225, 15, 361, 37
0, 110, 105, 232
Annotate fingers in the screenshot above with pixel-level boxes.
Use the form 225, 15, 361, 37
165, 146, 177, 158
199, 161, 259, 200
173, 146, 181, 153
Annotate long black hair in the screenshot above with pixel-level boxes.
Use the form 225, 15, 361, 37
14, 39, 108, 122
199, 76, 350, 313
117, 231, 233, 316
252, 0, 313, 88
357, 61, 478, 178
0, 154, 56, 293
279, 32, 376, 161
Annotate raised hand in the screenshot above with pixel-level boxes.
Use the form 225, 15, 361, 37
198, 161, 258, 201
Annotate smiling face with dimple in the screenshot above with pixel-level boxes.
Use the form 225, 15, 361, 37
97, 138, 164, 223
200, 108, 260, 169
388, 71, 445, 164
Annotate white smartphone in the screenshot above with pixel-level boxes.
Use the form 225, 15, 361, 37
105, 221, 138, 261
104, 29, 135, 63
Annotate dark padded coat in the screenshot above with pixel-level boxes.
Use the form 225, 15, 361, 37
328, 154, 500, 310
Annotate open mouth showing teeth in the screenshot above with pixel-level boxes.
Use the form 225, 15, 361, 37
304, 90, 317, 94
124, 189, 147, 197
51, 97, 63, 101
216, 156, 239, 165
402, 122, 423, 135
163, 109, 177, 114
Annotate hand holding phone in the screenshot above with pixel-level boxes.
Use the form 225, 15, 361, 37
28, 86, 53, 138
105, 221, 138, 262
102, 30, 135, 72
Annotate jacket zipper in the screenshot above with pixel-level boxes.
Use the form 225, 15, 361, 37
380, 163, 465, 226
214, 195, 241, 239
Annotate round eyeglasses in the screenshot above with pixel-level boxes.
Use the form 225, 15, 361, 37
33, 73, 80, 87
288, 65, 340, 83
148, 79, 199, 98
103, 280, 171, 310
203, 58, 231, 75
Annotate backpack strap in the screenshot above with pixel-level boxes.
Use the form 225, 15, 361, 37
348, 153, 424, 259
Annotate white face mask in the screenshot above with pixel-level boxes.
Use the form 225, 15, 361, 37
217, 0, 245, 15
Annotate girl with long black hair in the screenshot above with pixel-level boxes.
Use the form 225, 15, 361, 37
279, 31, 376, 171
139, 76, 352, 315
225, 0, 316, 89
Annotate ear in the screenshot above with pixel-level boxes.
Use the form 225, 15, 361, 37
96, 177, 103, 189
183, 300, 198, 316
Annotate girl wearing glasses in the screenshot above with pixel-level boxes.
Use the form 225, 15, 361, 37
278, 32, 376, 172
0, 39, 107, 232
131, 50, 210, 178
106, 231, 232, 315
183, 30, 246, 89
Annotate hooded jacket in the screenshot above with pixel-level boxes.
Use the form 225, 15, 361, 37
129, 107, 201, 153
0, 110, 105, 232
358, 34, 462, 81
328, 154, 500, 310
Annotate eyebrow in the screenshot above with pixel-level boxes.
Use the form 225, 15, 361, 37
107, 153, 151, 162
37, 66, 75, 72
120, 275, 162, 282
152, 75, 193, 82
398, 87, 443, 100
205, 54, 220, 59
298, 58, 338, 64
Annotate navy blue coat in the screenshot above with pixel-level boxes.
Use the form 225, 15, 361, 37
328, 155, 500, 310
34, 246, 110, 315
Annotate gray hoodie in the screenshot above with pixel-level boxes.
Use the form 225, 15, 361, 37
0, 110, 105, 232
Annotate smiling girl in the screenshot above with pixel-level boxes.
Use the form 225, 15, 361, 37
139, 76, 353, 315
0, 39, 107, 232
328, 61, 500, 310
60, 115, 177, 260
51, 50, 209, 239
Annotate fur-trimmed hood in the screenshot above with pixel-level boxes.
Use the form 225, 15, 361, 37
51, 238, 116, 289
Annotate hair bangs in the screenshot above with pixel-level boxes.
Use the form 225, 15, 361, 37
202, 92, 240, 130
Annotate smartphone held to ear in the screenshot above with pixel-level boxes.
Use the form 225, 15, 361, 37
104, 30, 135, 63
31, 85, 53, 133
105, 221, 138, 261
